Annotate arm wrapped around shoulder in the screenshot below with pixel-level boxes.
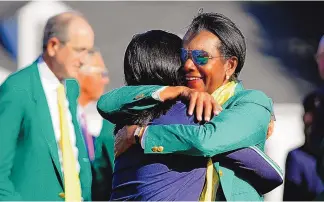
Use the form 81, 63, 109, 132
97, 85, 164, 123
143, 90, 273, 156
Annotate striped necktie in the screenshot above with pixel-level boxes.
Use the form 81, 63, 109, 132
80, 112, 95, 161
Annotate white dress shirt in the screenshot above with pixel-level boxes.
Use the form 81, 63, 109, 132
77, 103, 103, 138
38, 57, 80, 173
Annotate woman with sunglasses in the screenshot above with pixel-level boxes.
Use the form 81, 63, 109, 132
99, 13, 280, 201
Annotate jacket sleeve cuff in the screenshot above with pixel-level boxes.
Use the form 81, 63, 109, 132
140, 127, 148, 149
151, 86, 168, 101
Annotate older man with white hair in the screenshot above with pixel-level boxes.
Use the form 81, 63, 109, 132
0, 11, 95, 201
75, 51, 115, 201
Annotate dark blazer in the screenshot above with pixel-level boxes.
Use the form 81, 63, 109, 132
284, 147, 324, 201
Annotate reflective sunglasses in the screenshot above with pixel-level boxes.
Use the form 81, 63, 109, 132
180, 48, 223, 66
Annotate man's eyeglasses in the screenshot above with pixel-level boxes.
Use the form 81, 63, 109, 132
80, 65, 109, 78
180, 48, 223, 66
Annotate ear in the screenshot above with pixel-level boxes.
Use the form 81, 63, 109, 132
46, 37, 61, 57
225, 56, 238, 78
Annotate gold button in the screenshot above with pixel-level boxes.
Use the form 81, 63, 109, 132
151, 146, 158, 152
219, 170, 223, 177
157, 146, 164, 152
135, 94, 145, 100
58, 192, 65, 199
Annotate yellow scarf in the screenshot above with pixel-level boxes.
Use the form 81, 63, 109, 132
199, 81, 237, 201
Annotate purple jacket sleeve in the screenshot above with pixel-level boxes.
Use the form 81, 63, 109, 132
216, 146, 283, 194
151, 101, 283, 194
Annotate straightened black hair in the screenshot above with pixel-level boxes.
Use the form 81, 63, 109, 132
124, 30, 184, 86
183, 12, 246, 80
115, 30, 184, 133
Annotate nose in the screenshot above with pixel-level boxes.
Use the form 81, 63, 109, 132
183, 58, 197, 73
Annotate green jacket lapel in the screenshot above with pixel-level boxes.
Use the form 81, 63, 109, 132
31, 61, 64, 182
214, 81, 243, 200
65, 79, 88, 164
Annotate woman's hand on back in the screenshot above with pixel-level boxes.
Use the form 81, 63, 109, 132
114, 125, 138, 158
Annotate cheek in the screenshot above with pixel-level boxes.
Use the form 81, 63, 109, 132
58, 48, 70, 58
92, 80, 105, 97
204, 64, 226, 92
54, 52, 66, 64
56, 53, 74, 70
93, 80, 101, 89
61, 51, 79, 64
89, 77, 101, 89
83, 78, 93, 89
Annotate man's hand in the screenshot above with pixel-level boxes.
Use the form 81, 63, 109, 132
114, 125, 137, 158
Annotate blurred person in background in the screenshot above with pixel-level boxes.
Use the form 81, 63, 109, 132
76, 51, 115, 201
316, 36, 324, 81
0, 12, 95, 201
283, 91, 324, 201
313, 35, 324, 201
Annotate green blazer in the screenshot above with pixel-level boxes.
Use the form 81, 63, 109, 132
0, 62, 92, 201
97, 83, 274, 201
92, 120, 115, 201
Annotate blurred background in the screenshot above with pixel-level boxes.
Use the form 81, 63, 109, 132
0, 1, 323, 201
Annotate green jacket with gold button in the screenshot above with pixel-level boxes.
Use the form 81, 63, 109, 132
0, 62, 92, 201
97, 83, 273, 201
